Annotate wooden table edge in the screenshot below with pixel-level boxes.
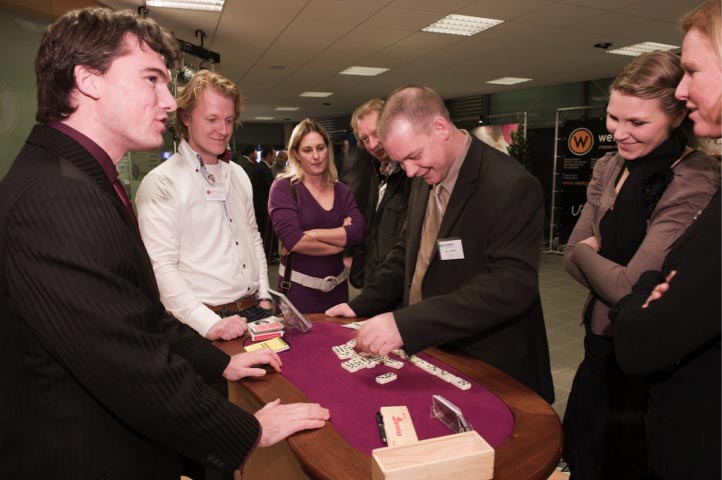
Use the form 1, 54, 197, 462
217, 315, 562, 480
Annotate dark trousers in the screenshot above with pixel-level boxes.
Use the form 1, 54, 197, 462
261, 217, 278, 263
563, 321, 653, 480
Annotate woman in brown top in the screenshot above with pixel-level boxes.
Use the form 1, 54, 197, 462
562, 50, 720, 479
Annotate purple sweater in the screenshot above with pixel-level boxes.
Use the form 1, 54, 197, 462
269, 178, 364, 313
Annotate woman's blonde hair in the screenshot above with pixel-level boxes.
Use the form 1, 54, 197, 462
680, 0, 721, 61
284, 118, 338, 185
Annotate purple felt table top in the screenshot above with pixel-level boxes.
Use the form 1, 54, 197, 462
277, 322, 514, 455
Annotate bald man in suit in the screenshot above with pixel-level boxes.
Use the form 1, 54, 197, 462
328, 86, 553, 403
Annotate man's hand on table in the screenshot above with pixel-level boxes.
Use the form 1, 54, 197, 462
355, 312, 403, 356
206, 314, 248, 341
325, 303, 356, 317
222, 349, 282, 381
254, 399, 330, 447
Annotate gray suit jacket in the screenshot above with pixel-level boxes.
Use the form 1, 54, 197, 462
351, 137, 554, 402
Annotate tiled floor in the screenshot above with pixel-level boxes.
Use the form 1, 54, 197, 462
538, 253, 587, 420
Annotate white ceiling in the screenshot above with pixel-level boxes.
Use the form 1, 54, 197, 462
100, 0, 701, 122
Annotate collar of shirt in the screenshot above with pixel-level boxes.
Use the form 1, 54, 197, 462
178, 139, 225, 171
47, 121, 117, 183
379, 159, 401, 177
436, 129, 471, 199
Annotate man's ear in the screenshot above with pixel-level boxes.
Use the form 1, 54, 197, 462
432, 115, 450, 140
180, 110, 191, 127
74, 65, 102, 100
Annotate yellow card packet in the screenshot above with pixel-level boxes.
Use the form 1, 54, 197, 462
244, 337, 290, 353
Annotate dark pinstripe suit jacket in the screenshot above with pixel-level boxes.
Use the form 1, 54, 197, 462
0, 125, 260, 479
350, 137, 554, 403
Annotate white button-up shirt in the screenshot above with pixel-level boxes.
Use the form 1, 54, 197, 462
135, 139, 270, 336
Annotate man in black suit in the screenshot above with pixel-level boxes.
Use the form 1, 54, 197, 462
348, 98, 411, 293
238, 144, 258, 174
327, 86, 553, 403
339, 142, 375, 217
0, 8, 328, 479
250, 145, 278, 261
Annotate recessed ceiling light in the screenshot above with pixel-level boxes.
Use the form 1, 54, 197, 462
339, 66, 390, 76
274, 107, 300, 111
422, 14, 503, 37
486, 77, 533, 85
254, 116, 275, 120
299, 91, 334, 98
607, 42, 679, 56
146, 0, 224, 11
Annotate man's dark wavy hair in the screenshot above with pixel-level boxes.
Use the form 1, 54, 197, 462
35, 7, 179, 123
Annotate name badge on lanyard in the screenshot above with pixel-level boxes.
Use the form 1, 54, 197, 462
199, 159, 228, 202
205, 185, 227, 202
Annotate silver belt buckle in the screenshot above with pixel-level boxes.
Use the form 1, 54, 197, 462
320, 275, 338, 293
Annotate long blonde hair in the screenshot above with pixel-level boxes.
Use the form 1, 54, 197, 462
680, 0, 721, 61
284, 118, 338, 185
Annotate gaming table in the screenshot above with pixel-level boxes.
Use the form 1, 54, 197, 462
216, 315, 561, 479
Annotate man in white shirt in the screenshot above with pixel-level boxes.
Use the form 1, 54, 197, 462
136, 70, 272, 341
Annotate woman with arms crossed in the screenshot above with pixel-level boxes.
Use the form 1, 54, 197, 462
562, 49, 720, 479
269, 119, 364, 313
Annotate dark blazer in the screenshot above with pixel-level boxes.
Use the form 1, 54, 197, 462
350, 137, 554, 403
250, 160, 275, 253
0, 125, 260, 479
238, 154, 256, 175
613, 190, 720, 479
340, 148, 376, 218
350, 165, 411, 290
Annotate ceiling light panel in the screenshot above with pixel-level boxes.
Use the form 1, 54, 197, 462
607, 42, 679, 57
274, 107, 300, 111
299, 92, 334, 98
422, 14, 503, 37
146, 0, 225, 12
254, 116, 275, 120
339, 66, 390, 76
486, 77, 533, 85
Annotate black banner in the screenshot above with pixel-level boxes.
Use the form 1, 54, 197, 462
557, 118, 617, 245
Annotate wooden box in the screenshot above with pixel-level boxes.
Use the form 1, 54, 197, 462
371, 431, 494, 480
